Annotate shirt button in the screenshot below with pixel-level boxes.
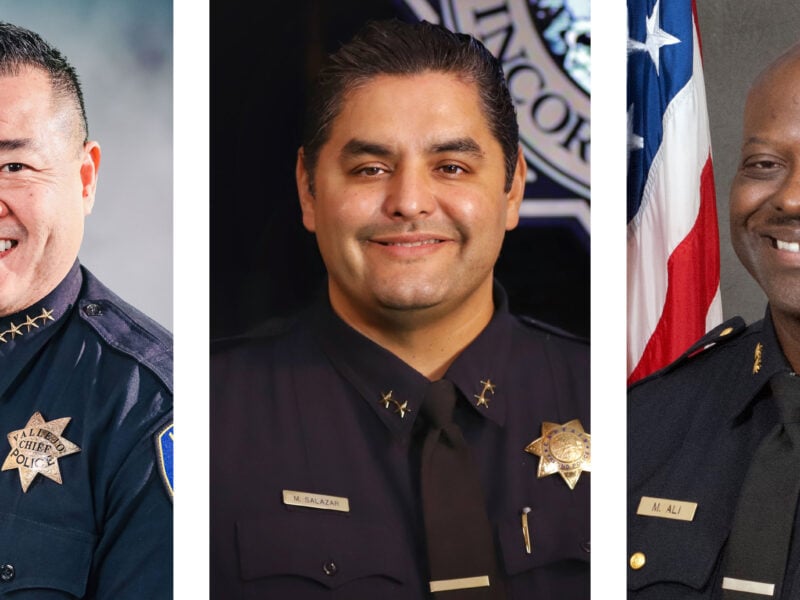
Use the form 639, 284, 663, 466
0, 564, 15, 581
629, 552, 646, 570
323, 560, 338, 576
84, 303, 102, 317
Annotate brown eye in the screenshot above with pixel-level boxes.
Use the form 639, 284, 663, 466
439, 164, 465, 175
1, 163, 25, 172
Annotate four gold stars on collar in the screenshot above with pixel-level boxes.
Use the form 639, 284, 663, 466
0, 307, 55, 344
474, 379, 496, 408
379, 391, 411, 419
525, 419, 591, 490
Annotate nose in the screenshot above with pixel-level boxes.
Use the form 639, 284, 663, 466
382, 164, 436, 220
771, 164, 800, 214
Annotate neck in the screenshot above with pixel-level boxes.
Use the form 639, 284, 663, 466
330, 282, 496, 380
770, 305, 800, 373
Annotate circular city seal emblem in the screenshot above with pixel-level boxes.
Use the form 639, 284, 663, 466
525, 418, 591, 489
403, 0, 590, 198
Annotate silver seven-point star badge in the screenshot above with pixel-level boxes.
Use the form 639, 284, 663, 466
525, 419, 590, 490
2, 412, 81, 492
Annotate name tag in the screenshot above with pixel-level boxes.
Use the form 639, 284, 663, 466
282, 489, 350, 513
636, 496, 697, 521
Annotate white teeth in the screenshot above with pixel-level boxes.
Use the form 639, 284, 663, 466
0, 240, 15, 252
776, 239, 800, 253
387, 239, 440, 247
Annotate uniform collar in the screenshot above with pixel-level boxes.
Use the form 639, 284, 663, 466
311, 282, 515, 438
728, 306, 792, 422
0, 261, 83, 398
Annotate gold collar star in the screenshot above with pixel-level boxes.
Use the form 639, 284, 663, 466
474, 379, 496, 408
6, 321, 22, 339
525, 419, 590, 490
2, 412, 81, 492
23, 315, 40, 332
378, 390, 411, 419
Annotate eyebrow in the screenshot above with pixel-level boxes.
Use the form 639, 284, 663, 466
0, 138, 31, 151
340, 136, 485, 159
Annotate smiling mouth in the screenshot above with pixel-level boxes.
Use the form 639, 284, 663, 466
0, 239, 18, 252
771, 237, 800, 253
377, 239, 443, 248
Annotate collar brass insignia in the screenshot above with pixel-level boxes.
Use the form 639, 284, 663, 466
474, 379, 496, 408
525, 419, 590, 490
0, 307, 55, 343
753, 342, 763, 374
2, 412, 81, 492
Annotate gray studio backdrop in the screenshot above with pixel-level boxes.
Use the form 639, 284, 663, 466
1, 0, 173, 331
697, 2, 800, 326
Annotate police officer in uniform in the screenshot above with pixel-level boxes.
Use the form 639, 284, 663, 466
0, 22, 173, 598
629, 42, 800, 599
211, 19, 589, 599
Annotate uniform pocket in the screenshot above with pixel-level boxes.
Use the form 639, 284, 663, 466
236, 511, 409, 590
0, 512, 94, 597
628, 510, 728, 592
496, 503, 590, 575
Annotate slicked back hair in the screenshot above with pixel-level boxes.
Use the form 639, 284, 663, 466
303, 19, 519, 193
0, 21, 88, 144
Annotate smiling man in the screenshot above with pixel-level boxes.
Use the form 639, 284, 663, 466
0, 22, 172, 598
211, 19, 589, 599
629, 43, 800, 599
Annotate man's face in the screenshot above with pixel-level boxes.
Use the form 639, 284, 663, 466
297, 72, 524, 328
730, 53, 800, 317
0, 67, 100, 316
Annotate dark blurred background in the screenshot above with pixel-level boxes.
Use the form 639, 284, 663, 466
211, 0, 590, 340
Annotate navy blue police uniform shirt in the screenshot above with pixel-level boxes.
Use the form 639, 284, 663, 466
0, 261, 173, 599
628, 309, 800, 598
210, 283, 590, 599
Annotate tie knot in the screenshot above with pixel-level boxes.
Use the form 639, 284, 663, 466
421, 379, 457, 429
769, 371, 800, 423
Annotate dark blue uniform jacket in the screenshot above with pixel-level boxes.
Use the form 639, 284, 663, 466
629, 309, 800, 599
0, 262, 173, 599
211, 285, 589, 599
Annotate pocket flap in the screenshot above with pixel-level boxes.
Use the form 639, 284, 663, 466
0, 513, 94, 596
237, 511, 409, 589
628, 511, 728, 591
497, 504, 590, 575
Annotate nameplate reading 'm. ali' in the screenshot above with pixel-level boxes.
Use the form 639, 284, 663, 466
636, 496, 697, 522
282, 490, 350, 513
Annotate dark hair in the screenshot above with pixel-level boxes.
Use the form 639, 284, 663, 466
303, 19, 519, 192
0, 21, 88, 143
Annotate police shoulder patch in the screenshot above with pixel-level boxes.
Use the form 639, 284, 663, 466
154, 423, 174, 501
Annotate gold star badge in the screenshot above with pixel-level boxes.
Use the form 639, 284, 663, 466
2, 412, 81, 492
525, 419, 590, 490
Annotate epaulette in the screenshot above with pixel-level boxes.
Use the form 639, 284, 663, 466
78, 271, 172, 393
518, 315, 588, 345
629, 316, 748, 389
211, 315, 298, 352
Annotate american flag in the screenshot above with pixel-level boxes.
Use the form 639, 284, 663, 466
626, 0, 723, 384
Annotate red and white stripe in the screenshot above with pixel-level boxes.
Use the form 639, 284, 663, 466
627, 10, 722, 385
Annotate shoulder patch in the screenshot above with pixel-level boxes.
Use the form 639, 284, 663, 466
154, 423, 174, 501
518, 315, 588, 344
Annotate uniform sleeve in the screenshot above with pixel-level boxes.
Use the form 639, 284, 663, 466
86, 407, 173, 599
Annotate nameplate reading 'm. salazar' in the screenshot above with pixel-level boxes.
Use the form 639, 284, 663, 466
282, 490, 350, 513
636, 496, 697, 522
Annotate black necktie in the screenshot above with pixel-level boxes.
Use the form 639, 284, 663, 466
722, 371, 800, 599
419, 379, 505, 599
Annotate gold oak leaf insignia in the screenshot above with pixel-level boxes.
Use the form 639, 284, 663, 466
2, 412, 81, 492
525, 419, 591, 490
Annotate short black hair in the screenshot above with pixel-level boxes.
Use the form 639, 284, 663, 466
0, 21, 88, 143
303, 19, 519, 192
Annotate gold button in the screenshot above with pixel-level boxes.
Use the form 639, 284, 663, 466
630, 552, 646, 570
720, 327, 733, 337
